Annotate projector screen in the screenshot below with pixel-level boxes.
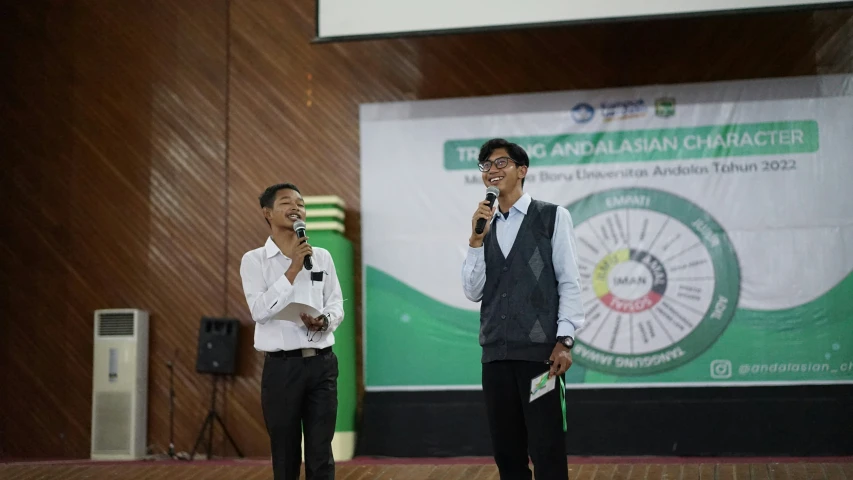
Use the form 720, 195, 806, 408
316, 0, 849, 40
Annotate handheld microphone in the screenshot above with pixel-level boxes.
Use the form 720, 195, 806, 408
292, 220, 313, 270
475, 186, 500, 234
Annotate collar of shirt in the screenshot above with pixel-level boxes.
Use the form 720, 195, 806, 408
493, 192, 532, 222
264, 236, 289, 260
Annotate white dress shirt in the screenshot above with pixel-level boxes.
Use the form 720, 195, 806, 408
461, 193, 586, 339
240, 237, 344, 352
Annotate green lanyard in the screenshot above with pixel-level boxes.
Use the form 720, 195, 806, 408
559, 376, 567, 433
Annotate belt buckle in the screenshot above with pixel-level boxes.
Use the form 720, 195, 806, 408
301, 348, 316, 358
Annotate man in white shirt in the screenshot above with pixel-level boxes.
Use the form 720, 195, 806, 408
240, 183, 344, 480
462, 139, 585, 480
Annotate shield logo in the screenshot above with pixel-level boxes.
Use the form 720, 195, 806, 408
655, 97, 675, 117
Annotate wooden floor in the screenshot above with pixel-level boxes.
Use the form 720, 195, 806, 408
0, 459, 850, 480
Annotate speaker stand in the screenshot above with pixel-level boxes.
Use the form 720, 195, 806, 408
190, 375, 243, 460
167, 360, 176, 459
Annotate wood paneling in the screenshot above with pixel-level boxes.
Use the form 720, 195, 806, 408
0, 0, 229, 458
0, 461, 851, 480
1, 0, 852, 459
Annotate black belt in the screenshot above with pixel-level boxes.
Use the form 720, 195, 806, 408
266, 346, 331, 358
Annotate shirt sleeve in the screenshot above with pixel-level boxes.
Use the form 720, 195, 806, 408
321, 251, 345, 332
552, 206, 586, 339
461, 246, 486, 302
240, 252, 294, 325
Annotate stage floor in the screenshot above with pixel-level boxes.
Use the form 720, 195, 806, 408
0, 457, 850, 480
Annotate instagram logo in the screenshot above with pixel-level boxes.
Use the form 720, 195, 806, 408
710, 360, 732, 379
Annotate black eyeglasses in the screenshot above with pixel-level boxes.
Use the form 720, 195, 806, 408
307, 329, 320, 342
478, 156, 517, 172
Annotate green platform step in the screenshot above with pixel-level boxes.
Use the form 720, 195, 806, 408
302, 196, 356, 460
304, 195, 345, 234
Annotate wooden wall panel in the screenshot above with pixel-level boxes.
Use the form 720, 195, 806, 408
0, 0, 77, 458
0, 0, 229, 459
1, 0, 852, 459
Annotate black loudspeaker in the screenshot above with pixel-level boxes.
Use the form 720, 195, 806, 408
195, 317, 240, 375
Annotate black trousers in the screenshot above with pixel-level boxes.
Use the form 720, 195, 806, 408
482, 360, 568, 480
261, 350, 339, 480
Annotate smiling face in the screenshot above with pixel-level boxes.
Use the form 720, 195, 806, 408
480, 147, 527, 193
264, 187, 305, 230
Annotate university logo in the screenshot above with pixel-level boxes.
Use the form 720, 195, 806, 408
655, 97, 676, 117
571, 103, 595, 123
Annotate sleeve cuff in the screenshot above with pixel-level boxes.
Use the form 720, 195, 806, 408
467, 245, 484, 259
557, 322, 576, 339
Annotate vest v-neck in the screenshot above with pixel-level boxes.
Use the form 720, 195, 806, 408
488, 204, 535, 265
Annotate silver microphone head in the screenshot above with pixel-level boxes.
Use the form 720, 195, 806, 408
486, 186, 500, 198
292, 220, 307, 232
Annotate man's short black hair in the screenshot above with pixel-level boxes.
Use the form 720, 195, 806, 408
259, 183, 301, 209
478, 138, 530, 168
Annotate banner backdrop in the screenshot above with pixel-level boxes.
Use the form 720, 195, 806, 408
360, 74, 853, 391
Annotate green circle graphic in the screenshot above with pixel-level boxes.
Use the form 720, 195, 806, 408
566, 187, 741, 376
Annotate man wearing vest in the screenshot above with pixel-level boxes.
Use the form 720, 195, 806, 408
462, 138, 586, 480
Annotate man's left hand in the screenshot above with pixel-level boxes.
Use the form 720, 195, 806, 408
299, 313, 327, 331
549, 343, 573, 378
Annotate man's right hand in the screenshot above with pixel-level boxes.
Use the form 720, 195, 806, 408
284, 237, 313, 281
469, 200, 496, 248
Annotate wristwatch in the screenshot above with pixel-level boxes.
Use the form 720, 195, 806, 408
556, 336, 574, 349
318, 313, 331, 332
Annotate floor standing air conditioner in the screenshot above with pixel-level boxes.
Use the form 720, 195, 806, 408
91, 308, 149, 460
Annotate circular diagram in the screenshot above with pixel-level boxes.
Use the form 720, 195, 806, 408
566, 187, 740, 376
